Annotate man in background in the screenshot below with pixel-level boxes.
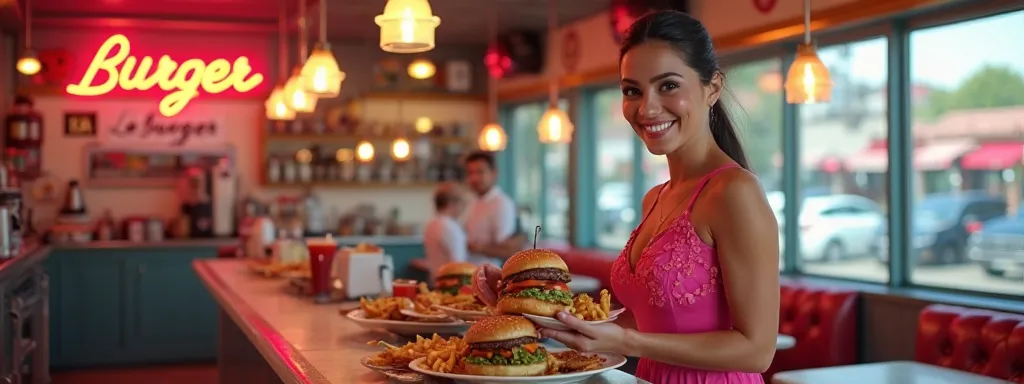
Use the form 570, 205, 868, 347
462, 151, 524, 266
419, 183, 469, 281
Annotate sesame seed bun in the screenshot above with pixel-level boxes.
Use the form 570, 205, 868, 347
436, 262, 477, 278
463, 315, 538, 344
463, 362, 547, 376
501, 249, 568, 278
497, 296, 568, 318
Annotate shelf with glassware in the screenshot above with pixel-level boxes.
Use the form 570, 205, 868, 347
260, 116, 476, 188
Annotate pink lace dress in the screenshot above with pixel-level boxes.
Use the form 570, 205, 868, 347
611, 165, 764, 384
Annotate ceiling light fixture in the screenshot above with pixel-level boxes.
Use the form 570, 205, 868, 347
784, 0, 832, 104
375, 0, 441, 53
300, 0, 345, 97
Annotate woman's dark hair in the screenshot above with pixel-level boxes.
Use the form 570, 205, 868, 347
619, 10, 750, 170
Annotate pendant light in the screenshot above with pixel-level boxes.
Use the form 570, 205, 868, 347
266, 0, 296, 121
414, 116, 433, 134
300, 0, 345, 97
392, 138, 411, 161
537, 0, 573, 144
407, 58, 436, 79
284, 0, 318, 113
478, 1, 507, 152
16, 0, 40, 76
375, 0, 441, 53
784, 0, 832, 104
356, 141, 375, 162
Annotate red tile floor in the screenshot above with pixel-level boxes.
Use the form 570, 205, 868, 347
52, 363, 217, 384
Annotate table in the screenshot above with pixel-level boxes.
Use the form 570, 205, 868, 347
194, 259, 650, 384
772, 361, 1010, 384
776, 335, 796, 350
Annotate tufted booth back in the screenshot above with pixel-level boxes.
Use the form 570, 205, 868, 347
916, 304, 1024, 383
765, 281, 859, 379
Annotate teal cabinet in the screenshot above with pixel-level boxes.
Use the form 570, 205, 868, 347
46, 246, 219, 368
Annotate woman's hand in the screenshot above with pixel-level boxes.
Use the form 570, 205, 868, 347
539, 311, 633, 356
471, 264, 502, 309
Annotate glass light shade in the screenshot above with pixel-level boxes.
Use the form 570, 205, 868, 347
356, 141, 375, 162
537, 107, 574, 144
414, 117, 433, 133
264, 85, 296, 120
335, 148, 354, 162
407, 58, 436, 79
785, 43, 833, 104
391, 138, 411, 161
16, 52, 40, 76
374, 0, 441, 53
284, 69, 318, 113
478, 123, 508, 152
300, 44, 345, 97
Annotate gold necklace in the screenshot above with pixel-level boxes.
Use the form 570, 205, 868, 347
653, 186, 688, 234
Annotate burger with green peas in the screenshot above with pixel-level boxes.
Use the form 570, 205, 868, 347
463, 315, 548, 376
434, 262, 477, 296
496, 249, 573, 317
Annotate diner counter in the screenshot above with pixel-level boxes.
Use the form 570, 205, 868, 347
194, 259, 649, 384
50, 234, 424, 250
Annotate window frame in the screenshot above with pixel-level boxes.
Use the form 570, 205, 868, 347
496, 1, 1024, 304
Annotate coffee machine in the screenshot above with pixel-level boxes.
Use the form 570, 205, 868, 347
178, 159, 238, 238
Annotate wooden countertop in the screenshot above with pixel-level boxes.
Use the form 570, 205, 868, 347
0, 245, 50, 281
194, 259, 649, 384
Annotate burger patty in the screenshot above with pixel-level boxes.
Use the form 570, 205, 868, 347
468, 336, 539, 351
504, 268, 570, 284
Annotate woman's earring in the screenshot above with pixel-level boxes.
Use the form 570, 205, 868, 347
709, 108, 716, 125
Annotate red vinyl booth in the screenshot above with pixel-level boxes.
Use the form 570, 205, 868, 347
765, 282, 859, 379
916, 304, 1024, 383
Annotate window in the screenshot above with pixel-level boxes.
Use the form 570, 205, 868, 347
509, 100, 571, 242
724, 59, 785, 269
594, 88, 636, 249
908, 11, 1024, 295
797, 38, 889, 282
511, 103, 544, 234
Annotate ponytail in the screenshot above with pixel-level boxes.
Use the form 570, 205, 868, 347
710, 102, 750, 170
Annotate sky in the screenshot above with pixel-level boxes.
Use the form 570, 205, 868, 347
827, 10, 1024, 89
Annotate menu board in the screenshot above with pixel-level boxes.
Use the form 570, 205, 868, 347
83, 144, 234, 187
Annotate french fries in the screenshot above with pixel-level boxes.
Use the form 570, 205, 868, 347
366, 334, 467, 371
359, 297, 412, 320
569, 289, 613, 321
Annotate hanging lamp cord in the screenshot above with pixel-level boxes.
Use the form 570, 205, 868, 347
319, 0, 328, 45
278, 0, 287, 81
547, 0, 558, 108
298, 0, 308, 63
488, 0, 499, 121
24, 0, 32, 49
803, 0, 811, 44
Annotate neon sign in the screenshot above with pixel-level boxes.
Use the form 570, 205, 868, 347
66, 34, 265, 117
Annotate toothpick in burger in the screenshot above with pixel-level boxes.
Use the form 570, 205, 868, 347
497, 249, 573, 317
435, 262, 477, 295
463, 315, 548, 376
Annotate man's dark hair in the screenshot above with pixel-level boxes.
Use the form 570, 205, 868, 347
433, 184, 460, 210
464, 151, 496, 170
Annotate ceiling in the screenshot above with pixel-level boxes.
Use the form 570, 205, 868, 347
4, 0, 611, 44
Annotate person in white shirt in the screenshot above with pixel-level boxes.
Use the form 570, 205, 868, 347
421, 183, 470, 282
462, 151, 525, 266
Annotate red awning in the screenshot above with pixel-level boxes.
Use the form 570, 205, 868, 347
845, 147, 888, 172
960, 142, 1024, 170
914, 140, 976, 171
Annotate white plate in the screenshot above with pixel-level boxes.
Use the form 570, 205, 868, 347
434, 305, 492, 321
407, 350, 627, 384
346, 309, 471, 336
521, 308, 626, 331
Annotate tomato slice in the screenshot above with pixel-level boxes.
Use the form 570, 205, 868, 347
458, 285, 474, 296
522, 343, 539, 354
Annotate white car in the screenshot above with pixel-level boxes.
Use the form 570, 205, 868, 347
770, 193, 885, 262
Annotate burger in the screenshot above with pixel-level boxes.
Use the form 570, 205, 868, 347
497, 249, 573, 317
435, 262, 477, 295
463, 315, 548, 376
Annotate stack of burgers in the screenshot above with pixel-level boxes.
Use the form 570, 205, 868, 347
459, 248, 575, 376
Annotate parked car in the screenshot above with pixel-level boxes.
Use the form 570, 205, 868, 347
874, 191, 1006, 265
967, 209, 1024, 278
598, 182, 635, 233
770, 193, 884, 262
